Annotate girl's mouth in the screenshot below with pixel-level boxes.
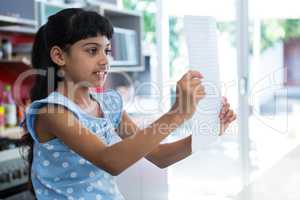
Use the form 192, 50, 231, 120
94, 71, 107, 81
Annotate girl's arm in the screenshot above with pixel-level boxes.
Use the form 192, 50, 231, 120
146, 136, 192, 168
36, 105, 183, 175
117, 111, 192, 168
117, 97, 236, 169
35, 70, 205, 175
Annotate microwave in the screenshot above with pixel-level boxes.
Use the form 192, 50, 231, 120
110, 27, 139, 66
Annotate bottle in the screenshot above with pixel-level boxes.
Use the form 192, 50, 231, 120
2, 85, 17, 127
0, 105, 5, 132
0, 82, 4, 132
17, 105, 25, 125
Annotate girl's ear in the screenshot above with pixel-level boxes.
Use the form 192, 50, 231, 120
50, 46, 66, 66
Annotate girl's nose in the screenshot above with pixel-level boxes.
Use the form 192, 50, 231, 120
98, 52, 110, 66
98, 55, 110, 71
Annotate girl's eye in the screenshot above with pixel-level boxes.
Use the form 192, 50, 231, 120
87, 48, 98, 55
105, 49, 112, 56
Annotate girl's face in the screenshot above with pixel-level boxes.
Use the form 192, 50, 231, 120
62, 35, 111, 88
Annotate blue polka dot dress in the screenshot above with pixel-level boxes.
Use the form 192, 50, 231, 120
25, 90, 125, 200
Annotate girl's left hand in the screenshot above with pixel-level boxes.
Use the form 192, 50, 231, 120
219, 97, 237, 135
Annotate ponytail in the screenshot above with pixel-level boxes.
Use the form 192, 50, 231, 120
30, 25, 62, 102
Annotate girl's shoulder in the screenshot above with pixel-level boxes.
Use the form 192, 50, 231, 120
24, 91, 82, 143
26, 91, 80, 117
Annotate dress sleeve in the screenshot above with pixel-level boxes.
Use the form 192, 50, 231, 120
25, 93, 81, 143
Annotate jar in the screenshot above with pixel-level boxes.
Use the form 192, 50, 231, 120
2, 39, 12, 60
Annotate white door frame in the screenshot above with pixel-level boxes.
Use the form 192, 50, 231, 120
236, 0, 251, 187
156, 0, 171, 111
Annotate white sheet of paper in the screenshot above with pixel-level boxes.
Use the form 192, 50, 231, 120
183, 16, 222, 152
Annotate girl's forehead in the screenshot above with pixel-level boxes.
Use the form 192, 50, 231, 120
76, 35, 110, 46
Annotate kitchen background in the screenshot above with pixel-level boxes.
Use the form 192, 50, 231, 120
1, 0, 300, 199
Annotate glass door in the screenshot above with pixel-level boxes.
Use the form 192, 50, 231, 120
166, 0, 245, 199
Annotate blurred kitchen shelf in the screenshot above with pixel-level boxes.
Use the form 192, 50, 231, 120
0, 58, 31, 69
0, 127, 24, 139
0, 14, 37, 26
0, 58, 32, 87
0, 58, 31, 65
0, 25, 37, 35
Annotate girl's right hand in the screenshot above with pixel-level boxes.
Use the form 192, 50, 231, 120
171, 70, 206, 120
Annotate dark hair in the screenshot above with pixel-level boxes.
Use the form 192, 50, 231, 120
21, 8, 114, 196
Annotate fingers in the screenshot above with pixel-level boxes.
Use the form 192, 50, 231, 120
219, 98, 236, 123
174, 70, 206, 119
227, 113, 237, 124
222, 110, 236, 124
179, 70, 205, 98
183, 70, 204, 80
193, 79, 205, 97
219, 97, 237, 135
195, 87, 206, 101
223, 110, 233, 121
219, 102, 230, 119
190, 78, 202, 86
219, 110, 236, 136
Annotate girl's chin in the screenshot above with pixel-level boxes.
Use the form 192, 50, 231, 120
93, 74, 107, 86
92, 81, 105, 88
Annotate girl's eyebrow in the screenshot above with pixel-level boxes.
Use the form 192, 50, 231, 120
82, 42, 111, 47
82, 42, 102, 47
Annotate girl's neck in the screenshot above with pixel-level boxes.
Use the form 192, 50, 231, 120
57, 81, 93, 108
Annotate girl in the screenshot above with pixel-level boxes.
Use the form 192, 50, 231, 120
22, 8, 236, 200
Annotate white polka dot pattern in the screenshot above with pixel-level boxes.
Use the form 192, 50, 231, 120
79, 158, 85, 165
46, 144, 54, 150
89, 171, 95, 178
62, 162, 69, 168
68, 196, 74, 200
67, 187, 74, 194
36, 189, 42, 194
53, 152, 60, 158
86, 185, 93, 192
43, 160, 50, 167
70, 172, 77, 178
96, 194, 103, 200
